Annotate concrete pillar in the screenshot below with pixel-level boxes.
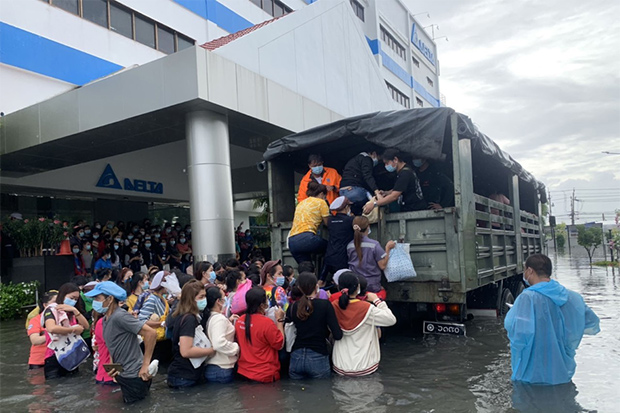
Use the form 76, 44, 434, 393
186, 110, 235, 262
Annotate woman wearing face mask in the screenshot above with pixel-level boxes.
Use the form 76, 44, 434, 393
363, 148, 426, 215
176, 233, 192, 272
235, 287, 285, 382
125, 242, 143, 273
141, 238, 155, 269
288, 181, 330, 264
42, 283, 90, 379
331, 272, 396, 376
167, 280, 215, 388
260, 260, 289, 312
194, 261, 215, 286
110, 240, 122, 270
167, 238, 182, 271
94, 248, 114, 279
287, 272, 343, 379
347, 216, 395, 300
125, 272, 148, 313
73, 244, 87, 276
82, 242, 94, 276
157, 239, 170, 270
116, 268, 133, 291
323, 196, 355, 285
203, 287, 239, 383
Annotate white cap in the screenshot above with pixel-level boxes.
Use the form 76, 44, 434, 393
333, 269, 349, 286
330, 196, 351, 211
151, 271, 166, 289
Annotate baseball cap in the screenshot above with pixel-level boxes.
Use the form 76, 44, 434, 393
84, 281, 127, 301
330, 196, 351, 211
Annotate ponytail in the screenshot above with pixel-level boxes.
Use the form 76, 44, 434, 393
295, 272, 317, 321
352, 216, 370, 265
337, 272, 359, 310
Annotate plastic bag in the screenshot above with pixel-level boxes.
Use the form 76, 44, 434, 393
161, 273, 181, 297
384, 243, 416, 282
230, 279, 253, 314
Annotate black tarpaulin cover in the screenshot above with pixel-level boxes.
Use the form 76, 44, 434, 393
263, 108, 546, 202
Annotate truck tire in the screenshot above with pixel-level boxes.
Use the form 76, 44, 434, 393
499, 288, 514, 317
514, 281, 525, 298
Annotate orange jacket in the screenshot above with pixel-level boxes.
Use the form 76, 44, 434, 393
297, 167, 341, 205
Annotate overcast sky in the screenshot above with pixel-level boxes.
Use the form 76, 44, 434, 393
404, 0, 620, 224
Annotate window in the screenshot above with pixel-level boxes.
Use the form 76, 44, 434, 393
426, 77, 434, 87
110, 2, 133, 39
135, 15, 155, 48
412, 56, 420, 68
386, 82, 410, 108
249, 0, 293, 17
380, 26, 406, 60
43, 0, 195, 53
52, 0, 79, 15
350, 0, 364, 22
82, 0, 108, 28
416, 97, 424, 107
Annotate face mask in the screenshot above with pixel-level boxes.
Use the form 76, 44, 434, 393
64, 298, 77, 307
289, 278, 296, 287
368, 228, 372, 235
180, 238, 186, 244
93, 235, 100, 240
209, 271, 216, 283
160, 243, 167, 248
385, 163, 396, 173
73, 248, 80, 254
523, 271, 531, 286
311, 165, 324, 175
107, 224, 113, 229
373, 158, 379, 167
85, 230, 91, 235
170, 241, 176, 246
196, 297, 207, 311
131, 248, 138, 253
412, 159, 424, 168
275, 276, 285, 287
115, 238, 121, 243
114, 245, 120, 250
145, 243, 151, 248
78, 232, 84, 237
187, 229, 191, 233
166, 228, 172, 234
106, 255, 111, 260
133, 227, 139, 233
86, 245, 91, 251
92, 299, 108, 314
143, 281, 149, 290
95, 225, 101, 230
145, 236, 151, 241
128, 235, 134, 240
154, 234, 160, 239
140, 231, 145, 235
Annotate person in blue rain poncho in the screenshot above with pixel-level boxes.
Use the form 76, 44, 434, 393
504, 254, 600, 385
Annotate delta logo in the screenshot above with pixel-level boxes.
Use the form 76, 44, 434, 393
96, 164, 164, 194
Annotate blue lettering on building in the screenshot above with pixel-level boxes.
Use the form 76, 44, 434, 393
96, 164, 163, 194
411, 23, 435, 66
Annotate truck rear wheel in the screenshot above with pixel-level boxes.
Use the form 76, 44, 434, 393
499, 288, 514, 316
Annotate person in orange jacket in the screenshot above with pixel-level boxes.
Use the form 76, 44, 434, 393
297, 154, 341, 205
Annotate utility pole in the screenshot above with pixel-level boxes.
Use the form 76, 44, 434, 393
570, 188, 576, 226
549, 190, 556, 250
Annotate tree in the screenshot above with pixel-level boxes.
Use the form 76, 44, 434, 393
576, 225, 603, 266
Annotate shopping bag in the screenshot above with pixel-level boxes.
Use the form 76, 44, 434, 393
49, 333, 91, 371
284, 322, 297, 353
384, 243, 417, 282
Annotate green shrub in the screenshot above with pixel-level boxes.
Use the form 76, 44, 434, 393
556, 233, 565, 249
0, 281, 40, 320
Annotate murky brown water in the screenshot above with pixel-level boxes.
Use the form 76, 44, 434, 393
1, 254, 617, 412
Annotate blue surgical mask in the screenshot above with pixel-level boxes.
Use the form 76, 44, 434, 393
85, 230, 91, 235
209, 271, 216, 283
131, 248, 138, 253
368, 228, 372, 235
86, 245, 91, 251
523, 272, 531, 287
92, 300, 108, 314
385, 163, 396, 173
196, 298, 207, 311
373, 158, 379, 167
180, 238, 186, 244
311, 165, 324, 175
145, 243, 151, 248
143, 281, 150, 290
275, 276, 285, 286
114, 245, 119, 250
128, 235, 134, 240
93, 235, 100, 240
412, 159, 424, 168
73, 248, 80, 254
64, 298, 77, 307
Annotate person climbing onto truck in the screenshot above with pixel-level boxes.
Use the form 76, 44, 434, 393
288, 182, 330, 264
297, 154, 341, 205
362, 149, 426, 214
339, 150, 383, 215
412, 158, 454, 209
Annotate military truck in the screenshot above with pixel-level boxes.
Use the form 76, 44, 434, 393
262, 108, 546, 330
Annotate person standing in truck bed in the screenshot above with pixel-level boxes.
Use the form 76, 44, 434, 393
297, 154, 341, 205
412, 158, 454, 209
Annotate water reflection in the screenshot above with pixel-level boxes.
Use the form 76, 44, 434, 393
511, 382, 587, 413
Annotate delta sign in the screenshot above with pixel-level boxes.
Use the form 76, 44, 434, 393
411, 23, 435, 66
96, 164, 164, 194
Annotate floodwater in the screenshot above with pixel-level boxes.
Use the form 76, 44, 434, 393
0, 254, 617, 413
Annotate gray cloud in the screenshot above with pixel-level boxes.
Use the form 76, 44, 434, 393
405, 0, 620, 222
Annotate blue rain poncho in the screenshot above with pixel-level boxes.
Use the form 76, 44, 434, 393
504, 279, 600, 385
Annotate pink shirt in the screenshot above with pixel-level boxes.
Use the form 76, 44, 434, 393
95, 318, 113, 382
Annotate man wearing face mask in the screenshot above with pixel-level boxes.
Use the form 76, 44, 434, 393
297, 154, 341, 205
86, 282, 157, 403
412, 158, 454, 210
70, 226, 85, 251
72, 244, 87, 276
323, 196, 355, 285
363, 149, 426, 214
94, 248, 113, 279
504, 254, 600, 385
340, 149, 384, 216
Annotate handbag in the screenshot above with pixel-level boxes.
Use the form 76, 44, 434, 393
384, 243, 417, 282
48, 333, 91, 371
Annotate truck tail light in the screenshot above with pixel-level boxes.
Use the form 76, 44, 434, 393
448, 304, 460, 315
434, 303, 446, 313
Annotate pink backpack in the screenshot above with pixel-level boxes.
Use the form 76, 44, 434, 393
230, 279, 253, 315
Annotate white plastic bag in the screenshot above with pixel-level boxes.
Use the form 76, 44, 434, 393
384, 243, 417, 282
189, 324, 211, 369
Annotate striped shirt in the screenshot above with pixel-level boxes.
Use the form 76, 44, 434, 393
137, 294, 166, 321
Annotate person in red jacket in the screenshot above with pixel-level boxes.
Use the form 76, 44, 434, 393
297, 154, 341, 205
235, 287, 284, 383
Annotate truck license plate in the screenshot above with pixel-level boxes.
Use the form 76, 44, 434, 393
423, 321, 466, 336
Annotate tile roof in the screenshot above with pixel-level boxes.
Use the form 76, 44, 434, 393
200, 15, 288, 51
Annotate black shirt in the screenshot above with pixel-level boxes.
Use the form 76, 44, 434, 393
393, 166, 426, 211
416, 164, 455, 208
324, 213, 354, 269
168, 313, 203, 381
340, 153, 378, 192
287, 299, 343, 355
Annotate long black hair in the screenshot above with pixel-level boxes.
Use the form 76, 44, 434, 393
130, 271, 147, 295
193, 261, 213, 282
293, 272, 317, 321
225, 270, 242, 292
244, 287, 267, 345
337, 272, 359, 310
201, 286, 224, 329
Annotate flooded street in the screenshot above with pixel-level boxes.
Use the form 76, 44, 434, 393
1, 254, 617, 413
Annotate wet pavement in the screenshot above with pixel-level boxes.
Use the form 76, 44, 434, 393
0, 254, 616, 412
